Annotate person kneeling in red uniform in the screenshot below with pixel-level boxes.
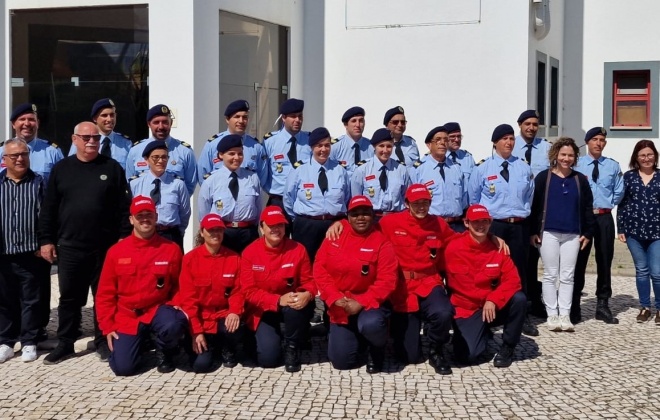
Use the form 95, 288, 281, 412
445, 204, 527, 368
96, 196, 188, 376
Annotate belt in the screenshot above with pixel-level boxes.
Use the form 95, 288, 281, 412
495, 217, 526, 224
297, 214, 345, 221
442, 216, 463, 223
225, 221, 255, 228
593, 208, 612, 215
401, 270, 438, 280
156, 225, 180, 232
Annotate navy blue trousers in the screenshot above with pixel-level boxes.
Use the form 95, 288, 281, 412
189, 320, 242, 373
254, 303, 315, 368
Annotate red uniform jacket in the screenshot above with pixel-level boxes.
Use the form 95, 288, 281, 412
314, 220, 397, 325
445, 232, 521, 319
174, 245, 244, 335
241, 237, 317, 331
96, 233, 182, 335
378, 211, 458, 312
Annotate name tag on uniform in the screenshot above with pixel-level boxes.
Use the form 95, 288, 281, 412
213, 158, 220, 164
359, 248, 373, 252
223, 274, 235, 278
274, 154, 284, 160
154, 261, 169, 266
366, 175, 376, 181
137, 161, 148, 167
426, 236, 437, 240
486, 263, 500, 268
252, 265, 265, 271
487, 175, 498, 181
303, 183, 315, 189
394, 230, 407, 236
281, 263, 294, 268
424, 180, 434, 187
118, 258, 131, 265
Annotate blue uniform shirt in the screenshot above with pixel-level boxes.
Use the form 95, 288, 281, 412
197, 130, 269, 187
125, 136, 197, 196
350, 157, 411, 212
513, 135, 551, 177
447, 149, 475, 183
263, 128, 311, 195
329, 134, 374, 177
574, 155, 624, 210
468, 153, 534, 219
392, 135, 420, 167
69, 131, 131, 171
0, 138, 63, 183
198, 165, 261, 222
284, 158, 350, 218
409, 156, 467, 217
129, 171, 191, 234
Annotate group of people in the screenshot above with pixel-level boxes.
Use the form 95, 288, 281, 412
0, 96, 658, 376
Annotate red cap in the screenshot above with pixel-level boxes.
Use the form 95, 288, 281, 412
260, 206, 288, 226
200, 214, 225, 230
466, 204, 492, 221
130, 196, 156, 215
405, 184, 432, 202
348, 195, 373, 211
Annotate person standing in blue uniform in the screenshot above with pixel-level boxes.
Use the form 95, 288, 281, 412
444, 122, 475, 184
284, 127, 350, 262
68, 98, 131, 171
1, 103, 63, 183
198, 134, 262, 254
125, 104, 197, 195
573, 127, 624, 325
330, 106, 373, 177
410, 126, 468, 232
197, 99, 269, 187
351, 128, 411, 216
383, 106, 419, 167
468, 124, 538, 337
129, 141, 190, 251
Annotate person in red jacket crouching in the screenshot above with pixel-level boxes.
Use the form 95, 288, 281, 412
445, 204, 527, 368
175, 214, 243, 373
96, 196, 188, 376
241, 206, 317, 373
315, 196, 397, 373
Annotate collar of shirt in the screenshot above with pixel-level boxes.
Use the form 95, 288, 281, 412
492, 153, 516, 164
0, 169, 35, 184
309, 157, 332, 171
216, 165, 240, 179
585, 154, 605, 165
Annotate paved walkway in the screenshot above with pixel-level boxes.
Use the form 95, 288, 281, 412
0, 244, 655, 419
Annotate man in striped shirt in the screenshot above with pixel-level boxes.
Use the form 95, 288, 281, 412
0, 138, 50, 364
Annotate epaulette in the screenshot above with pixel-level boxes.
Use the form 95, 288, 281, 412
356, 160, 367, 166
293, 160, 304, 168
0, 140, 5, 147
424, 152, 430, 156
339, 161, 347, 168
50, 142, 59, 149
476, 159, 486, 166
413, 159, 423, 168
129, 174, 141, 181
132, 139, 145, 147
399, 160, 407, 166
207, 133, 220, 142
263, 131, 276, 140
331, 138, 339, 144
180, 141, 192, 148
122, 133, 131, 139
463, 149, 472, 156
203, 172, 212, 180
245, 167, 256, 172
174, 175, 184, 180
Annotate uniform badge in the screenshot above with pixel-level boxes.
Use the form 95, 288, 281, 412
100, 174, 107, 181
276, 163, 283, 173
489, 183, 496, 194
170, 160, 177, 165
31, 104, 38, 112
428, 188, 433, 198
305, 190, 312, 200
216, 200, 223, 210
367, 186, 375, 197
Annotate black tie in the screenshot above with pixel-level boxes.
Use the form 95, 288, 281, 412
450, 151, 457, 164
318, 167, 328, 195
101, 137, 112, 157
379, 166, 388, 191
287, 137, 297, 165
592, 160, 599, 183
438, 162, 446, 181
352, 143, 360, 166
150, 179, 161, 205
229, 172, 239, 200
395, 141, 405, 163
500, 161, 510, 183
524, 143, 533, 164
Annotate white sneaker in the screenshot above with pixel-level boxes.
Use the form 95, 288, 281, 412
547, 315, 562, 332
0, 344, 15, 363
560, 315, 575, 332
21, 345, 37, 362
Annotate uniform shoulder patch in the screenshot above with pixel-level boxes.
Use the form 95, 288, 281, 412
50, 142, 59, 149
203, 172, 212, 180
463, 149, 472, 156
413, 159, 423, 168
129, 174, 141, 181
180, 141, 192, 148
132, 139, 145, 147
0, 140, 5, 147
174, 175, 184, 180
331, 138, 339, 144
122, 133, 131, 139
293, 160, 304, 168
207, 133, 220, 142
357, 160, 367, 166
263, 131, 276, 140
476, 159, 486, 166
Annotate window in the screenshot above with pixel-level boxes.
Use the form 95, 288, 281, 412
613, 70, 651, 127
536, 60, 546, 126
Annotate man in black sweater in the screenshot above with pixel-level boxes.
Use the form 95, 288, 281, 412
38, 121, 132, 364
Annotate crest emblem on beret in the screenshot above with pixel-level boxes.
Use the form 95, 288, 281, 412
244, 101, 249, 109
397, 106, 404, 113
31, 104, 37, 112
161, 106, 169, 114
109, 99, 115, 107
600, 128, 606, 135
534, 110, 540, 118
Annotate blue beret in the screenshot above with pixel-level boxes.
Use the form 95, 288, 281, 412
146, 104, 171, 122
309, 127, 331, 147
517, 109, 540, 123
491, 124, 515, 142
224, 100, 250, 117
280, 98, 304, 115
10, 103, 37, 122
425, 126, 448, 143
91, 98, 115, 119
383, 106, 405, 126
217, 134, 243, 153
585, 127, 607, 141
444, 122, 461, 134
370, 128, 394, 146
341, 106, 365, 123
142, 140, 168, 158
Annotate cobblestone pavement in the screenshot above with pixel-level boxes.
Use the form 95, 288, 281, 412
0, 245, 656, 419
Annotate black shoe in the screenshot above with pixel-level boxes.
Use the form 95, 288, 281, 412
36, 330, 49, 343
366, 347, 384, 374
156, 350, 176, 373
43, 343, 75, 365
522, 318, 539, 337
428, 346, 452, 375
493, 344, 515, 368
529, 301, 547, 319
284, 345, 301, 373
595, 299, 619, 324
96, 341, 111, 362
570, 306, 582, 325
222, 348, 238, 368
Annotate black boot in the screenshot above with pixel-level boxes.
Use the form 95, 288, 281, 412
493, 343, 515, 368
222, 346, 238, 368
522, 317, 539, 337
284, 344, 301, 373
595, 299, 619, 324
156, 349, 176, 373
366, 347, 384, 374
570, 301, 582, 325
428, 345, 452, 375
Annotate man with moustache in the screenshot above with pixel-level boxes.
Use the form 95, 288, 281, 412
330, 106, 374, 177
444, 122, 475, 183
383, 106, 419, 166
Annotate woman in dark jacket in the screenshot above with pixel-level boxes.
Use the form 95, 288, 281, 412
530, 137, 596, 333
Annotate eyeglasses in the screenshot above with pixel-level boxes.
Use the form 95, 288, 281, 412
430, 139, 447, 145
150, 155, 169, 162
3, 152, 29, 160
389, 119, 407, 126
638, 154, 655, 161
74, 134, 102, 142
448, 134, 463, 141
